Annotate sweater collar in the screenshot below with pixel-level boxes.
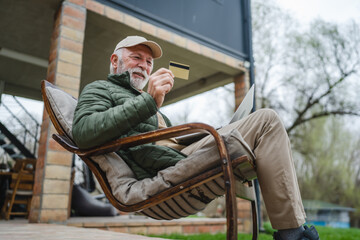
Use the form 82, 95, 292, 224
107, 72, 142, 94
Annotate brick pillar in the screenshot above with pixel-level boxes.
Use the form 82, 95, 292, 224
234, 71, 252, 232
234, 72, 249, 109
29, 0, 86, 223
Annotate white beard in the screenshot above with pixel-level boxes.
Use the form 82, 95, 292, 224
127, 68, 149, 90
117, 62, 149, 90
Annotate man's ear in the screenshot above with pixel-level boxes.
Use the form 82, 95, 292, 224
110, 53, 118, 70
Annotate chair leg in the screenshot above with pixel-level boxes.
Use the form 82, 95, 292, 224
225, 178, 238, 240
26, 197, 32, 219
2, 196, 10, 220
6, 193, 17, 220
226, 194, 238, 240
251, 200, 259, 240
1, 196, 9, 220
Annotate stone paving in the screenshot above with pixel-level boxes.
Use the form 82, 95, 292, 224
0, 220, 168, 240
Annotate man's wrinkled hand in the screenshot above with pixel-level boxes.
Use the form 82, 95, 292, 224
147, 68, 174, 108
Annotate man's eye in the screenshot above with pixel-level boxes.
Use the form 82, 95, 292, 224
147, 61, 152, 65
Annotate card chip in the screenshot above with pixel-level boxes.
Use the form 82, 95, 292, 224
169, 61, 190, 80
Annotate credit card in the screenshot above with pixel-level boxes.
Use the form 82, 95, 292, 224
169, 61, 190, 80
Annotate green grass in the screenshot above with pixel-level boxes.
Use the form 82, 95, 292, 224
148, 226, 360, 240
148, 232, 272, 240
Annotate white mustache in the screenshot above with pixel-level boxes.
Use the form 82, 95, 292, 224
128, 68, 148, 79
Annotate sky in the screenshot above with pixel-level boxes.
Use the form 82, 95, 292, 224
1, 0, 359, 124
276, 0, 360, 24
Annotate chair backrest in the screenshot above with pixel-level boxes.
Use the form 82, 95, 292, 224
41, 81, 77, 139
40, 80, 124, 208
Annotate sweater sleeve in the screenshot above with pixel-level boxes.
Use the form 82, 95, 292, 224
72, 81, 158, 149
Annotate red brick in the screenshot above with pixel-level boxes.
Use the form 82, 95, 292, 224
32, 174, 43, 195
47, 61, 57, 77
83, 222, 105, 227
165, 226, 182, 234
157, 28, 172, 41
43, 179, 70, 194
50, 26, 60, 44
42, 194, 69, 209
200, 45, 214, 58
107, 227, 129, 233
67, 0, 85, 6
128, 227, 147, 235
28, 209, 40, 223
213, 51, 225, 62
197, 225, 212, 233
57, 60, 81, 77
173, 35, 186, 48
187, 40, 201, 54
183, 225, 197, 234
40, 209, 68, 222
211, 224, 225, 233
238, 209, 251, 219
58, 49, 82, 65
62, 15, 85, 31
61, 27, 84, 42
140, 22, 157, 36
30, 196, 41, 210
38, 126, 50, 147
60, 37, 83, 53
124, 14, 140, 30
48, 47, 58, 63
105, 6, 124, 22
47, 150, 73, 166
44, 165, 71, 180
147, 226, 166, 235
63, 5, 86, 20
86, 0, 105, 15
67, 222, 84, 227
237, 199, 251, 210
48, 138, 66, 151
47, 70, 56, 83
56, 74, 80, 89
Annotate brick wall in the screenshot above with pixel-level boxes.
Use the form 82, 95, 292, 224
67, 218, 251, 235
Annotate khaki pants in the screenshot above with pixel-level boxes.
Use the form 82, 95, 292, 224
181, 109, 306, 230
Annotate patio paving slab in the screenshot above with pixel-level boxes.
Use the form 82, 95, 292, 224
0, 222, 168, 240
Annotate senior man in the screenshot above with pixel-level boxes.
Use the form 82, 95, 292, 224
72, 36, 319, 240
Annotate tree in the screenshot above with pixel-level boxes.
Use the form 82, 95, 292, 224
292, 117, 360, 224
284, 19, 360, 133
251, 0, 360, 226
252, 0, 360, 135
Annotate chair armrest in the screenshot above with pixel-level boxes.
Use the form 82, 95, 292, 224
53, 122, 223, 157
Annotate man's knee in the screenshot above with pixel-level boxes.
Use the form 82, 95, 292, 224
253, 108, 279, 122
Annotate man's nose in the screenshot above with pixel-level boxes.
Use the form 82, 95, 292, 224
137, 60, 147, 70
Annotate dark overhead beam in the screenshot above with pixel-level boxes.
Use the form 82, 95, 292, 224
164, 72, 232, 105
2, 82, 42, 101
0, 47, 48, 68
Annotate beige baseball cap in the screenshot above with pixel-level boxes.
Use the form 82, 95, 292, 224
113, 36, 162, 59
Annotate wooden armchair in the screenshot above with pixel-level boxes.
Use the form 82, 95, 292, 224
1, 158, 36, 220
41, 80, 258, 240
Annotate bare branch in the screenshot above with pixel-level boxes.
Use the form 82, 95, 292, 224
287, 110, 360, 133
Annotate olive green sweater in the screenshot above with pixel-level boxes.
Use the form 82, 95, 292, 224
72, 72, 186, 180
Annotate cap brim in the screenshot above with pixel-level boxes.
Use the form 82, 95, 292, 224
138, 41, 162, 59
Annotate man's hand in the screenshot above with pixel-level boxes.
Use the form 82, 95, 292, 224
147, 68, 174, 108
